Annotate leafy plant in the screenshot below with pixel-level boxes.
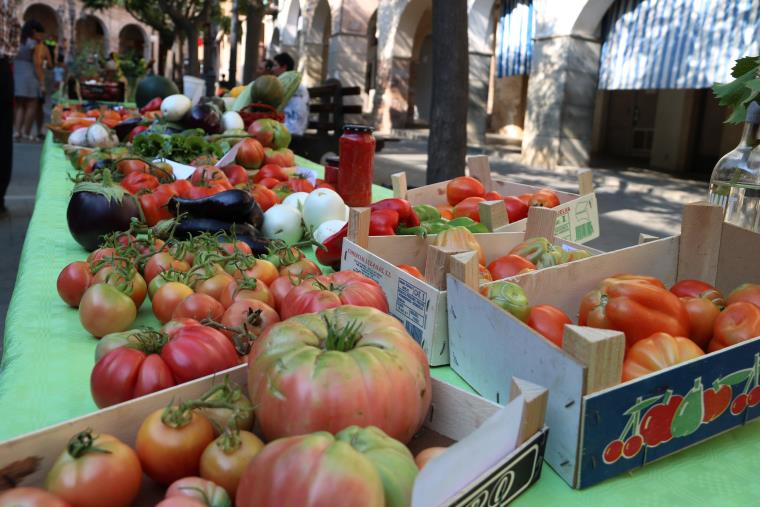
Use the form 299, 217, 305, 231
69, 41, 104, 81
116, 52, 148, 80
713, 56, 760, 124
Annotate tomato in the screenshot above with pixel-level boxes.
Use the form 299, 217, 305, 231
0, 488, 70, 507
269, 275, 303, 312
91, 346, 175, 407
527, 305, 572, 347
121, 171, 159, 194
446, 176, 485, 206
727, 283, 760, 309
287, 177, 315, 193
45, 430, 142, 507
161, 325, 239, 383
57, 261, 94, 307
135, 407, 215, 485
579, 278, 689, 348
168, 179, 194, 198
94, 329, 144, 362
517, 193, 533, 205
87, 247, 118, 265
116, 159, 149, 176
710, 302, 760, 352
415, 447, 447, 469
680, 297, 720, 349
529, 189, 560, 208
483, 281, 530, 322
278, 258, 322, 278
236, 425, 417, 507
478, 264, 493, 284
398, 264, 425, 280
271, 181, 294, 202
433, 227, 485, 265
161, 318, 202, 337
200, 431, 265, 497
219, 241, 253, 256
219, 278, 274, 308
92, 266, 147, 309
452, 196, 486, 221
487, 254, 536, 280
155, 498, 205, 507
195, 272, 236, 302
436, 204, 454, 220
165, 477, 231, 507
138, 191, 173, 226
257, 176, 280, 189
191, 166, 232, 189
221, 300, 280, 338
235, 138, 266, 170
281, 271, 389, 320
622, 332, 704, 382
220, 164, 249, 186
232, 258, 278, 286
197, 380, 255, 433
253, 164, 289, 183
153, 282, 194, 323
172, 293, 225, 322
671, 279, 726, 308
185, 184, 227, 200
79, 283, 137, 338
248, 306, 431, 442
483, 191, 501, 200
503, 196, 529, 223
250, 184, 278, 211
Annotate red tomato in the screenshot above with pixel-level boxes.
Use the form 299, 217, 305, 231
727, 283, 760, 309
398, 264, 425, 280
0, 488, 71, 507
527, 305, 572, 347
446, 176, 485, 206
115, 159, 149, 176
529, 189, 560, 208
269, 275, 303, 312
232, 259, 279, 286
279, 258, 322, 278
221, 300, 281, 338
710, 302, 760, 352
172, 293, 225, 322
138, 192, 173, 226
622, 332, 704, 382
57, 261, 94, 307
453, 196, 486, 221
79, 283, 137, 338
144, 252, 190, 284
436, 204, 454, 220
45, 430, 142, 507
155, 498, 205, 507
87, 247, 118, 265
281, 271, 389, 320
219, 278, 274, 308
191, 166, 232, 189
257, 176, 280, 189
219, 241, 253, 256
152, 282, 194, 323
483, 191, 501, 201
161, 325, 239, 383
135, 407, 215, 485
250, 184, 278, 211
92, 266, 147, 309
253, 164, 289, 183
91, 347, 175, 407
221, 164, 249, 186
168, 179, 194, 198
680, 297, 721, 350
235, 138, 266, 170
287, 177, 315, 193
185, 184, 227, 200
200, 432, 265, 497
517, 193, 533, 205
161, 318, 201, 337
195, 272, 236, 302
165, 477, 232, 507
271, 181, 294, 202
121, 171, 159, 194
487, 254, 536, 280
503, 196, 529, 223
415, 447, 447, 469
671, 279, 726, 308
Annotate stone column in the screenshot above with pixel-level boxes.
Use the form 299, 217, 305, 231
521, 35, 600, 168
299, 42, 325, 87
468, 50, 491, 145
326, 33, 368, 88
388, 56, 411, 128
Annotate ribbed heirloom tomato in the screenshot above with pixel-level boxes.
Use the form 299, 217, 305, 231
622, 332, 704, 381
280, 271, 388, 320
710, 302, 760, 352
248, 306, 431, 443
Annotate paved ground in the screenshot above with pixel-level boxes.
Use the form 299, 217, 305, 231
0, 138, 709, 354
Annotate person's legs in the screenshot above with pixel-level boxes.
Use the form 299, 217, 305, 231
21, 98, 36, 139
0, 58, 14, 212
13, 97, 25, 139
36, 96, 44, 139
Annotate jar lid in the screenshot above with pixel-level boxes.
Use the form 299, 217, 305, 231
343, 124, 375, 133
325, 156, 339, 165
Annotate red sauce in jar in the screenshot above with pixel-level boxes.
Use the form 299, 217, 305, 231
337, 125, 375, 207
324, 156, 339, 186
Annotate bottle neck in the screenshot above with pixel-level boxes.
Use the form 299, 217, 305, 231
739, 121, 760, 149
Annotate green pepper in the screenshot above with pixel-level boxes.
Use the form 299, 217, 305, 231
447, 217, 477, 228
464, 222, 489, 234
424, 220, 453, 234
397, 225, 427, 236
485, 281, 530, 322
670, 378, 704, 438
413, 204, 441, 222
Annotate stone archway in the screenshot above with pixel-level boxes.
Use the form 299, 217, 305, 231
277, 0, 301, 57
300, 0, 331, 86
23, 3, 60, 40
118, 24, 147, 59
76, 14, 108, 53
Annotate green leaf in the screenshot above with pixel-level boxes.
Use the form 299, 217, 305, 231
731, 56, 760, 78
713, 55, 760, 124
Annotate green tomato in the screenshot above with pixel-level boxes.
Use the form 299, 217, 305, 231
485, 281, 531, 322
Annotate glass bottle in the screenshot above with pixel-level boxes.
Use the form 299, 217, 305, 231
708, 102, 760, 232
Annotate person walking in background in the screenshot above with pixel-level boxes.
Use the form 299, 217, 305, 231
0, 0, 20, 217
271, 53, 308, 135
35, 34, 53, 141
13, 20, 45, 143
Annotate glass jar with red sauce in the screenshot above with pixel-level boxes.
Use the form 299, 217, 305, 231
324, 156, 340, 187
337, 124, 376, 207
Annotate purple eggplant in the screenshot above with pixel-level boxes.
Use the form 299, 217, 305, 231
67, 180, 141, 251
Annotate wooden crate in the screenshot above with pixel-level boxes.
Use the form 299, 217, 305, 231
0, 365, 549, 507
390, 155, 599, 243
341, 207, 599, 366
446, 202, 760, 488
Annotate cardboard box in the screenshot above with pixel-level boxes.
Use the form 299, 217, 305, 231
390, 155, 600, 243
341, 207, 599, 366
446, 202, 760, 488
0, 366, 549, 507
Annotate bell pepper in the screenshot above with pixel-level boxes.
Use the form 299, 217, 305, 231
370, 198, 420, 227
370, 209, 399, 236
422, 220, 452, 235
446, 217, 488, 234
508, 237, 553, 265
413, 204, 440, 222
579, 278, 690, 348
484, 281, 530, 322
139, 97, 163, 114
127, 125, 149, 143
397, 225, 426, 236
315, 224, 348, 269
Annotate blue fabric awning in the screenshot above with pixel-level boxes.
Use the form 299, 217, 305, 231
496, 0, 534, 78
599, 0, 760, 90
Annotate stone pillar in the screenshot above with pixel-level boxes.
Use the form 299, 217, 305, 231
491, 75, 527, 142
300, 42, 325, 87
649, 89, 698, 173
522, 35, 600, 168
278, 44, 299, 61
389, 56, 411, 128
468, 51, 491, 145
326, 33, 368, 87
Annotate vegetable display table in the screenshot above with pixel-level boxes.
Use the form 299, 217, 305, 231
1, 136, 759, 505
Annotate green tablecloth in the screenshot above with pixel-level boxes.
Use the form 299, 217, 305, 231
2, 137, 760, 505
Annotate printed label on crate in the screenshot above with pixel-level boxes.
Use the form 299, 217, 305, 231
553, 193, 599, 244
579, 340, 760, 488
448, 429, 547, 507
